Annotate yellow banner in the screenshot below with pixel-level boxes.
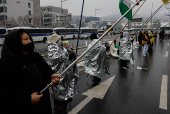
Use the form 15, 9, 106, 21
162, 0, 170, 4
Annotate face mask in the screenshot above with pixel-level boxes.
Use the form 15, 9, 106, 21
22, 42, 34, 54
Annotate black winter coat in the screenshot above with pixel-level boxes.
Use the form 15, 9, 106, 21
0, 29, 54, 114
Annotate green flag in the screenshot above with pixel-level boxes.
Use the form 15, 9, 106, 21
119, 0, 132, 20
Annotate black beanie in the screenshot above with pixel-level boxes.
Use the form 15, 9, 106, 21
90, 33, 98, 40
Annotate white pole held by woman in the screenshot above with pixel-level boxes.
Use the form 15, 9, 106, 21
40, 0, 143, 94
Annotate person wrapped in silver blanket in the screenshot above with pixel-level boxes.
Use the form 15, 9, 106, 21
84, 33, 110, 83
47, 34, 79, 112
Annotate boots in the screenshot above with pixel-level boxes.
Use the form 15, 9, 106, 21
92, 76, 101, 84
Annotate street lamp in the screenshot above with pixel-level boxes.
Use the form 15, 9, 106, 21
95, 8, 102, 17
61, 0, 68, 14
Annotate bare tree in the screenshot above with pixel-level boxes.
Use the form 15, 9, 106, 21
32, 15, 41, 27
8, 17, 17, 27
17, 15, 30, 26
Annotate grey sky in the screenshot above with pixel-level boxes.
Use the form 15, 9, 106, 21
40, 0, 167, 18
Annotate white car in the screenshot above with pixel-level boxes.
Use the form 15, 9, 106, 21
80, 33, 92, 40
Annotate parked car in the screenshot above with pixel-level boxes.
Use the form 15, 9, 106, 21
80, 33, 92, 40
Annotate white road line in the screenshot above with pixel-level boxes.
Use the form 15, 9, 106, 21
159, 75, 168, 110
165, 51, 169, 57
168, 43, 169, 46
68, 97, 93, 114
68, 75, 116, 114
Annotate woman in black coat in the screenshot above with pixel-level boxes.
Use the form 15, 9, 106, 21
0, 29, 62, 114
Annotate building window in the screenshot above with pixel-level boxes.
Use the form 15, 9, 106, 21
0, 15, 7, 21
44, 9, 48, 12
29, 18, 31, 23
0, 0, 6, 4
28, 10, 31, 16
44, 19, 52, 22
28, 3, 31, 8
48, 8, 52, 12
0, 6, 7, 13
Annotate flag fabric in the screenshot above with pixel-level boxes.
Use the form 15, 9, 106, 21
136, 0, 145, 5
119, 0, 132, 20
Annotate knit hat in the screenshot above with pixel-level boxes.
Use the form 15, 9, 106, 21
90, 33, 98, 40
63, 40, 69, 45
49, 33, 60, 43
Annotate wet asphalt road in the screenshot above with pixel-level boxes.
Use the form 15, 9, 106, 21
33, 35, 170, 114
1, 35, 170, 114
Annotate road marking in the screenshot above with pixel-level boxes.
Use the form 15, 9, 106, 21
159, 75, 168, 110
168, 43, 169, 46
68, 75, 116, 114
165, 51, 169, 57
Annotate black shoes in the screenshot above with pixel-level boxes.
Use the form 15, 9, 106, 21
92, 76, 101, 83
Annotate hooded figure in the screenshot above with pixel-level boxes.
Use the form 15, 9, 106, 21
47, 34, 79, 111
84, 33, 110, 83
119, 31, 135, 69
0, 29, 60, 114
138, 31, 143, 47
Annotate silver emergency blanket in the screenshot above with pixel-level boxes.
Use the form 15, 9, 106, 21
47, 42, 79, 101
84, 39, 110, 77
119, 32, 135, 66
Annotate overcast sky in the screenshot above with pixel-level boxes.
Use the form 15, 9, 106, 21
40, 0, 168, 18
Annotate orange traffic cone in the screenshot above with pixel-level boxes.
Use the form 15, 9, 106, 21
72, 43, 74, 49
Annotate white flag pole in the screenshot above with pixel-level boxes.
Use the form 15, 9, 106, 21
40, 0, 142, 94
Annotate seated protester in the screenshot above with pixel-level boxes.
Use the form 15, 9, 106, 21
113, 39, 117, 47
115, 45, 120, 55
47, 34, 79, 112
84, 33, 110, 83
0, 29, 62, 114
119, 31, 135, 70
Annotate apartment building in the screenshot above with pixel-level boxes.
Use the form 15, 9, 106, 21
41, 6, 72, 27
0, 0, 40, 27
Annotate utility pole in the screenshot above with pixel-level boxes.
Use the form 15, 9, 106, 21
3, 0, 6, 28
151, 2, 153, 30
61, 0, 67, 14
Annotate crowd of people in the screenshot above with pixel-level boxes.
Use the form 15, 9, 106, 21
0, 28, 164, 114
